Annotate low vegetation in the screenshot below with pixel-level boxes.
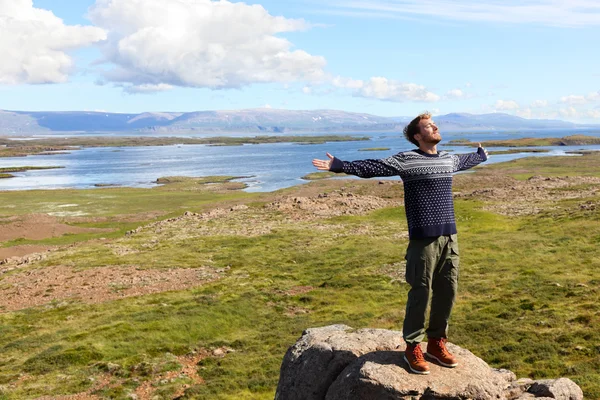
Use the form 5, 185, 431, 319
358, 147, 391, 151
0, 166, 64, 178
487, 149, 549, 155
0, 154, 599, 399
448, 135, 600, 147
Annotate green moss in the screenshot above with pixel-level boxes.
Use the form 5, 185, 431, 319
22, 345, 104, 374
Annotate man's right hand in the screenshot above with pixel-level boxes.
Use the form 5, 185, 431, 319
312, 152, 335, 170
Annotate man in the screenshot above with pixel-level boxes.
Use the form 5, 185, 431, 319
312, 112, 488, 375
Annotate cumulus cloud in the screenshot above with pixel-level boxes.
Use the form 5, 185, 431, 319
586, 91, 600, 101
0, 0, 106, 84
586, 109, 600, 119
332, 76, 364, 90
559, 106, 580, 118
557, 106, 600, 120
124, 83, 174, 94
88, 0, 326, 92
561, 95, 587, 105
530, 100, 548, 108
445, 89, 464, 99
333, 76, 439, 102
495, 100, 520, 110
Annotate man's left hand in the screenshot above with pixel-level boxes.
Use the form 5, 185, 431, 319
478, 143, 489, 158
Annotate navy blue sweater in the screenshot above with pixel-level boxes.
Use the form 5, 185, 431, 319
330, 148, 487, 239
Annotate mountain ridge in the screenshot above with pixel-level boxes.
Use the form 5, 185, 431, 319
0, 108, 595, 135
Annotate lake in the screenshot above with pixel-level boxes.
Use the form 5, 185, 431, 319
1, 129, 600, 192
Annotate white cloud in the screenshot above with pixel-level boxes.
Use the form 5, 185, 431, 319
445, 89, 464, 99
530, 100, 548, 108
331, 76, 439, 102
88, 0, 326, 92
124, 83, 174, 94
557, 106, 600, 120
359, 78, 440, 102
320, 0, 600, 27
559, 106, 580, 118
302, 86, 312, 94
495, 100, 520, 110
332, 76, 364, 90
586, 91, 600, 101
331, 75, 439, 102
586, 109, 600, 119
559, 91, 600, 105
516, 108, 532, 118
0, 0, 106, 84
560, 95, 587, 105
514, 107, 561, 119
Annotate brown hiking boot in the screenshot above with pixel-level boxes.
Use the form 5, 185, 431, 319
404, 343, 430, 374
426, 337, 458, 368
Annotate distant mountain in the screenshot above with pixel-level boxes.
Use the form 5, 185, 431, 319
0, 109, 594, 135
432, 113, 578, 131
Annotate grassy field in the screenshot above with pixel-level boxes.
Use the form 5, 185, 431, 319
0, 154, 599, 399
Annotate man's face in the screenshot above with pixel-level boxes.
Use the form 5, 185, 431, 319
415, 118, 441, 145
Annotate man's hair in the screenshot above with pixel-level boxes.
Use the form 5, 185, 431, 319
403, 112, 431, 146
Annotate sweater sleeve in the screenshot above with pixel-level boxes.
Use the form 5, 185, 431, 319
452, 147, 488, 172
330, 154, 404, 178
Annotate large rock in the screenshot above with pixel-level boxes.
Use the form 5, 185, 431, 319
275, 325, 583, 400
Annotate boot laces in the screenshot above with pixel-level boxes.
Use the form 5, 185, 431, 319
434, 338, 450, 356
409, 344, 425, 362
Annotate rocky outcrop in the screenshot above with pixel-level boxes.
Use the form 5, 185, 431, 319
275, 325, 583, 400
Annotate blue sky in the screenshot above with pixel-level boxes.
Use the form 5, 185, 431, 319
1, 0, 599, 122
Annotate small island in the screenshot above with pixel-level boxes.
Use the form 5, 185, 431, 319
358, 147, 391, 151
301, 171, 346, 180
0, 166, 64, 178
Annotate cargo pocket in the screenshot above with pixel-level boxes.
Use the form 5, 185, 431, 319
404, 251, 413, 285
448, 235, 460, 280
449, 234, 459, 256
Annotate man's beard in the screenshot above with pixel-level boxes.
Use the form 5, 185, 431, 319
423, 136, 441, 145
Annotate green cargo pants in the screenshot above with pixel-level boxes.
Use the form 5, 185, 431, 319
403, 234, 459, 344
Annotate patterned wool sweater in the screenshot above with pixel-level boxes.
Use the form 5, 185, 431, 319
330, 148, 488, 239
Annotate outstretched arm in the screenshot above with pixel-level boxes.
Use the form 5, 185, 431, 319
453, 143, 489, 172
312, 152, 402, 178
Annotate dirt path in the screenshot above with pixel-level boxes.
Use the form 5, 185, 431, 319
0, 265, 224, 312
0, 245, 54, 259
0, 213, 112, 242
